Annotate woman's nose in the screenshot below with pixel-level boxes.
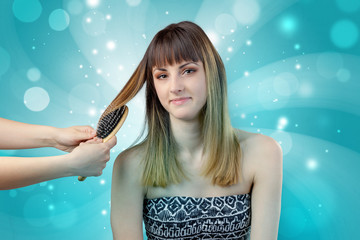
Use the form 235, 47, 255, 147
169, 75, 184, 93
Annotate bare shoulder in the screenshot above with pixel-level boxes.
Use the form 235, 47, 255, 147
113, 143, 146, 180
234, 129, 282, 167
115, 142, 146, 164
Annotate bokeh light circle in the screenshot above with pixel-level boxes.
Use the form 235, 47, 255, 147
23, 194, 53, 227
257, 78, 289, 110
297, 81, 313, 97
277, 117, 289, 130
336, 68, 351, 83
27, 67, 41, 82
316, 52, 343, 79
0, 47, 11, 76
126, 0, 142, 7
50, 202, 78, 229
67, 0, 84, 15
330, 19, 359, 49
232, 0, 260, 25
335, 0, 360, 13
12, 0, 42, 23
273, 72, 299, 96
86, 0, 100, 8
9, 190, 17, 198
279, 15, 298, 37
215, 14, 237, 35
24, 87, 50, 112
306, 158, 318, 170
49, 9, 70, 31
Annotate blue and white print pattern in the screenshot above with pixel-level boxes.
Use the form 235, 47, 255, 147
143, 193, 251, 240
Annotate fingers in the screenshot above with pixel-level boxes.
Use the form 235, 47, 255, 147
74, 125, 96, 141
70, 135, 116, 177
84, 137, 102, 144
83, 125, 96, 136
103, 136, 117, 149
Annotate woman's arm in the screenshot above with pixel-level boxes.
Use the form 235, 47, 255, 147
111, 147, 145, 239
249, 134, 283, 239
0, 117, 95, 151
0, 137, 117, 190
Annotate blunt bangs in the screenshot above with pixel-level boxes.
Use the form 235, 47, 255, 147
146, 25, 204, 73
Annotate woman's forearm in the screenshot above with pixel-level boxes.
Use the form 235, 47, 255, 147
0, 136, 117, 190
0, 155, 71, 190
0, 117, 57, 149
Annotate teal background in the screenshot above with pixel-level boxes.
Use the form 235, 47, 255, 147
1, 0, 359, 239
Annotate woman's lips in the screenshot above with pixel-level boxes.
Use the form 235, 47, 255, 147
170, 97, 191, 105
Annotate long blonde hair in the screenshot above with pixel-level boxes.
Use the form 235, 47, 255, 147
108, 21, 241, 187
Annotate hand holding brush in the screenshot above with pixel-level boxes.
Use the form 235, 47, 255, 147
78, 105, 129, 181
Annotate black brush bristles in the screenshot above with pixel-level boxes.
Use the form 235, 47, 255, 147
96, 105, 126, 139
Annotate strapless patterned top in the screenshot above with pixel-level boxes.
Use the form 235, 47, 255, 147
143, 193, 251, 240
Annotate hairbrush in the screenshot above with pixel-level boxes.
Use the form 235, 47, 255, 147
78, 105, 129, 181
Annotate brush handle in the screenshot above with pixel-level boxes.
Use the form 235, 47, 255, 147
78, 106, 129, 182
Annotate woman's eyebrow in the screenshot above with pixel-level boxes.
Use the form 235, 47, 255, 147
153, 62, 199, 73
153, 67, 167, 72
179, 62, 199, 69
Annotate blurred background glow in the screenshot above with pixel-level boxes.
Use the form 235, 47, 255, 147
0, 0, 359, 239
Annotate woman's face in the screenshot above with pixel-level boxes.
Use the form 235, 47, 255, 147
152, 61, 207, 122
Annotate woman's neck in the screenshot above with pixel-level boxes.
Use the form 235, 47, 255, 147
170, 116, 203, 157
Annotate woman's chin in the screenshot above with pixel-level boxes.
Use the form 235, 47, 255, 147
170, 112, 201, 123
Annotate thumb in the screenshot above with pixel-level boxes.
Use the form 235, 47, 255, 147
103, 136, 117, 149
77, 126, 96, 140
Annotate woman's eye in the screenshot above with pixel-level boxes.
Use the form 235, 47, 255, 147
183, 69, 196, 75
157, 74, 167, 79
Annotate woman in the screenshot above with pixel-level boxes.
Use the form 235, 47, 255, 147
110, 21, 282, 239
